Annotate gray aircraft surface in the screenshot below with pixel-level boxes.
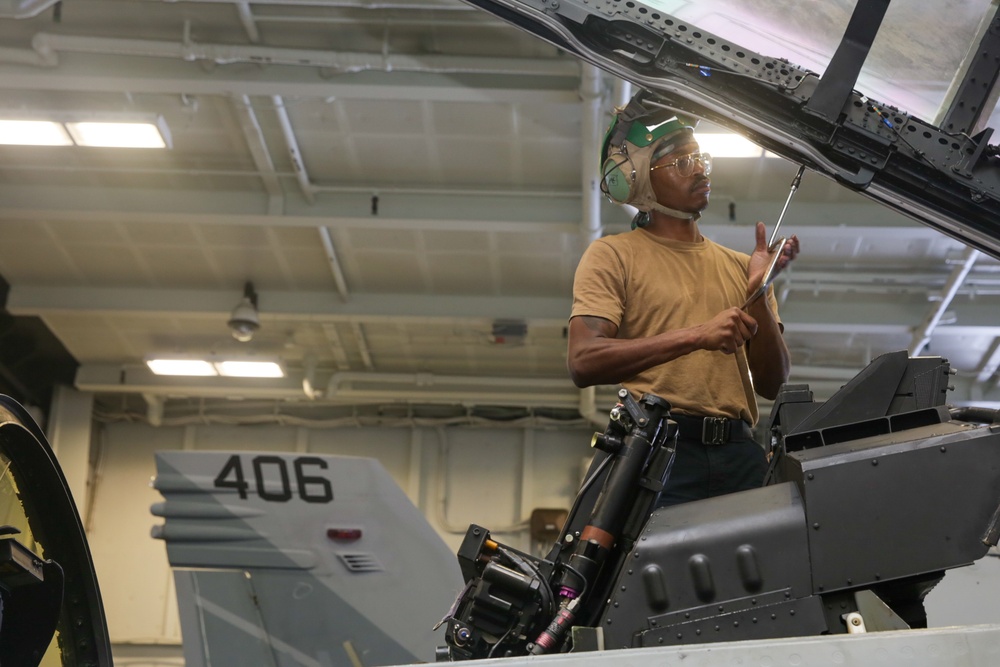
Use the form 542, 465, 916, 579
150, 450, 464, 666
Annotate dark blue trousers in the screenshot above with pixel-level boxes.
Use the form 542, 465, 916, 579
655, 435, 768, 509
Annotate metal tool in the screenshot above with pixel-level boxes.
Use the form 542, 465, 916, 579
742, 165, 805, 310
768, 165, 805, 250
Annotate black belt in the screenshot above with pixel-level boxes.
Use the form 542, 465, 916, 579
672, 414, 753, 445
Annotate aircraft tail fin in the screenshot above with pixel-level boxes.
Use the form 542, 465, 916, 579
151, 451, 463, 667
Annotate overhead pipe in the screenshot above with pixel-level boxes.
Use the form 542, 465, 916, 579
0, 163, 295, 178
84, 362, 956, 410
235, 2, 262, 43
575, 66, 608, 422
25, 32, 581, 78
253, 15, 501, 28
0, 0, 59, 19
0, 44, 54, 66
908, 246, 980, 356
272, 95, 316, 204
142, 393, 165, 427
168, 0, 476, 10
331, 387, 582, 409
350, 323, 375, 370
308, 183, 576, 198
230, 94, 284, 201
580, 64, 604, 246
578, 385, 606, 428
324, 371, 575, 398
78, 364, 587, 409
318, 227, 351, 302
575, 65, 605, 448
302, 354, 322, 400
612, 77, 633, 109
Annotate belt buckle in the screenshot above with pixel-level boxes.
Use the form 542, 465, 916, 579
702, 417, 729, 445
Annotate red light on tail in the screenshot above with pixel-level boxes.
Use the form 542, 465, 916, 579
327, 528, 362, 541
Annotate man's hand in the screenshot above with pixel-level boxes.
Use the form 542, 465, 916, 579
747, 221, 800, 298
695, 308, 758, 355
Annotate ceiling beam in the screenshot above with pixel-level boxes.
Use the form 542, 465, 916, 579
0, 52, 581, 104
27, 31, 580, 77
0, 176, 962, 235
75, 363, 587, 408
9, 285, 1000, 339
6, 287, 572, 325
0, 184, 582, 232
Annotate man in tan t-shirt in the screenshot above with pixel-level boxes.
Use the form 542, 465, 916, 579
569, 93, 800, 507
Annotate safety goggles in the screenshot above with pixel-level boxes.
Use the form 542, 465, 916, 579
649, 151, 713, 177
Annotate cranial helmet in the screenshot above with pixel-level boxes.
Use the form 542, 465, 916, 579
600, 90, 700, 226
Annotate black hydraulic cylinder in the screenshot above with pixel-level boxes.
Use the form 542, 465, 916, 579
586, 430, 654, 540
620, 422, 677, 549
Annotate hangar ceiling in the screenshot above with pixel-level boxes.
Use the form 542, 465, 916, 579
2, 0, 1000, 424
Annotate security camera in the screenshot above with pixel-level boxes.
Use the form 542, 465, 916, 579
228, 282, 260, 343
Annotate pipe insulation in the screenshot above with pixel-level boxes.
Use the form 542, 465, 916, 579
26, 32, 581, 77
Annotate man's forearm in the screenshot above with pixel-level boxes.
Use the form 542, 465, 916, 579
745, 299, 790, 399
568, 329, 700, 387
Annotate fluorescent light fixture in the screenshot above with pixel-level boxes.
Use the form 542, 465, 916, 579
66, 121, 168, 148
215, 361, 284, 378
0, 112, 171, 148
146, 357, 285, 378
147, 359, 217, 376
0, 120, 73, 146
695, 132, 765, 158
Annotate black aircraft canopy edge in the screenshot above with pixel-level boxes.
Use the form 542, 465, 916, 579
0, 395, 112, 667
460, 0, 1000, 261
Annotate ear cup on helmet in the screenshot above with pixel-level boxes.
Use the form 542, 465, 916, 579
601, 153, 635, 204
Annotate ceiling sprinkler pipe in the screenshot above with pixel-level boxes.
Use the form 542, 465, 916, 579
324, 371, 575, 397
580, 64, 603, 246
0, 44, 54, 66
28, 32, 580, 77
302, 354, 322, 400
335, 388, 583, 410
0, 0, 60, 19
908, 246, 980, 356
578, 385, 606, 428
273, 94, 316, 204
168, 0, 476, 10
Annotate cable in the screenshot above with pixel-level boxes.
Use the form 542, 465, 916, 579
671, 63, 940, 173
857, 93, 938, 170
92, 405, 588, 430
672, 62, 949, 174
559, 562, 589, 602
498, 546, 555, 617
679, 62, 818, 92
487, 626, 515, 658
551, 453, 614, 548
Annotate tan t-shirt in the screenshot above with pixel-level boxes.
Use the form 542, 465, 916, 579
571, 228, 781, 425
